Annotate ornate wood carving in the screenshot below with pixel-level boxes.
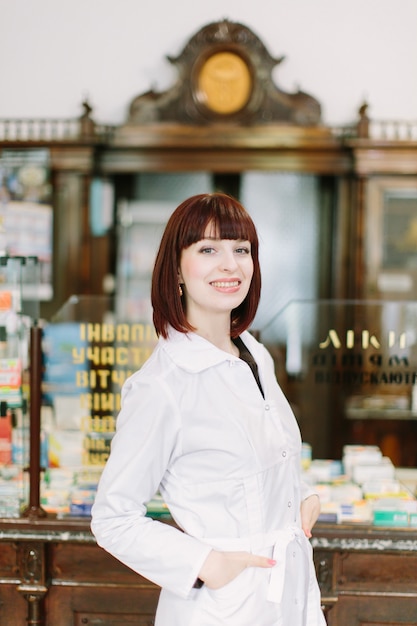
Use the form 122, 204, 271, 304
16, 542, 48, 626
315, 552, 333, 593
1, 522, 417, 625
20, 544, 43, 584
128, 19, 321, 126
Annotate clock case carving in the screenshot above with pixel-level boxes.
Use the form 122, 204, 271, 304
128, 19, 321, 126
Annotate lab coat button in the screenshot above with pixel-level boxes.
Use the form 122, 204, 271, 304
282, 451, 287, 457
287, 501, 292, 507
265, 404, 270, 410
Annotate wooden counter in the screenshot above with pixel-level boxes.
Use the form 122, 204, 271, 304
0, 517, 416, 625
311, 523, 417, 625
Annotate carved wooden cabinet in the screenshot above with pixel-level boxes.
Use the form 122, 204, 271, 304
1, 18, 417, 626
1, 19, 417, 464
0, 519, 159, 626
312, 524, 417, 625
1, 519, 417, 626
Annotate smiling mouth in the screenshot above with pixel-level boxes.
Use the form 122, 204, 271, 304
210, 280, 240, 288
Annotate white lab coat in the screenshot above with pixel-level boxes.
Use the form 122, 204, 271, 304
91, 328, 326, 626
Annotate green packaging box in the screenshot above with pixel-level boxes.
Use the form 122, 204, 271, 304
373, 510, 409, 527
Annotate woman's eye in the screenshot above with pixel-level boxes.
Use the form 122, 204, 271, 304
236, 246, 250, 254
199, 247, 215, 254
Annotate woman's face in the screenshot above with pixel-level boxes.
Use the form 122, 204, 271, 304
178, 222, 254, 324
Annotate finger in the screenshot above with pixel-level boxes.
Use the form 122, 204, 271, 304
302, 526, 312, 538
246, 553, 276, 569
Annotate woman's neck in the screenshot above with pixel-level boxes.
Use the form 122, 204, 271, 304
191, 316, 239, 356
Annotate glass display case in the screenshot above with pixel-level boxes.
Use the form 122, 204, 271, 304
3, 294, 417, 520
261, 299, 417, 466
39, 295, 158, 517
0, 255, 40, 517
3, 293, 417, 520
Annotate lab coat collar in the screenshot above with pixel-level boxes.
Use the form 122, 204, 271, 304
160, 327, 255, 373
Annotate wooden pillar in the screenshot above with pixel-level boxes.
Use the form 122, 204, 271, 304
22, 326, 47, 520
17, 542, 48, 626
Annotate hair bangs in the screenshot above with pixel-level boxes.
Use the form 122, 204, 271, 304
178, 194, 256, 250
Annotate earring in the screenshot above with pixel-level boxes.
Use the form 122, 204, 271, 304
178, 284, 183, 296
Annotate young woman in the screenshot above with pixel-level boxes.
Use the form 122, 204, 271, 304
91, 193, 325, 626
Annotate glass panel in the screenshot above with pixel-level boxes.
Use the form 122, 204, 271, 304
0, 149, 53, 301
115, 171, 324, 329
39, 297, 417, 518
261, 299, 417, 465
0, 256, 39, 517
116, 172, 213, 322
240, 172, 321, 329
382, 188, 417, 270
133, 172, 212, 202
366, 178, 417, 299
41, 295, 158, 516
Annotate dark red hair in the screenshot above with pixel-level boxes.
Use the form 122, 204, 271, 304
151, 193, 261, 338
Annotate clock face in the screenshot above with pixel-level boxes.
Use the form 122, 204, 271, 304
197, 51, 252, 115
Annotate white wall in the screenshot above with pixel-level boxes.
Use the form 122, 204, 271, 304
1, 0, 416, 126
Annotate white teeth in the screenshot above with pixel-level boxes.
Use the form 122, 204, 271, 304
211, 281, 239, 288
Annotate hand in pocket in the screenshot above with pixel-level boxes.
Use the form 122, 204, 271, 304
198, 550, 275, 590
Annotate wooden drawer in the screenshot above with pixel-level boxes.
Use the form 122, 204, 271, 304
45, 544, 160, 626
48, 542, 151, 586
45, 585, 159, 626
334, 551, 417, 592
335, 594, 417, 626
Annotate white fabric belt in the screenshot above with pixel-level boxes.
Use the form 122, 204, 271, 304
267, 527, 306, 603
196, 526, 306, 604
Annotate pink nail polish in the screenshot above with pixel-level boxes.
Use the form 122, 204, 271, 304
268, 559, 276, 566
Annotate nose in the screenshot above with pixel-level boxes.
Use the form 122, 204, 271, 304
220, 249, 238, 272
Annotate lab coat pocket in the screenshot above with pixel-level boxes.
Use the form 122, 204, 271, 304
206, 567, 249, 604
192, 567, 266, 626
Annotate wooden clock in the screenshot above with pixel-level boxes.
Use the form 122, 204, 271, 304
194, 50, 253, 116
128, 19, 321, 126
